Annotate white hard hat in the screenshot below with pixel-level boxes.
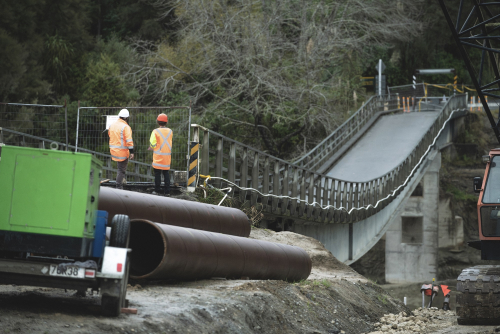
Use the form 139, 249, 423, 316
118, 109, 130, 118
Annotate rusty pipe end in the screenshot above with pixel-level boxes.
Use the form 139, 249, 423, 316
129, 219, 167, 279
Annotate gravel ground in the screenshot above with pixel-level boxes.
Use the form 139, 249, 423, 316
0, 228, 495, 334
366, 307, 498, 334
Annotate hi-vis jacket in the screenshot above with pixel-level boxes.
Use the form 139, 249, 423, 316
150, 127, 172, 170
109, 119, 134, 161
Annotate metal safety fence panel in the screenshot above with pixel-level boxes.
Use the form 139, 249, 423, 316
192, 94, 467, 225
0, 103, 68, 149
0, 127, 157, 182
388, 83, 426, 99
76, 106, 191, 180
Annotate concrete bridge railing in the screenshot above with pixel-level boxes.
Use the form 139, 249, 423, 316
192, 94, 466, 225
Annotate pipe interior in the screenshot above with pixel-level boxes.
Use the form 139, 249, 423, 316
129, 221, 165, 277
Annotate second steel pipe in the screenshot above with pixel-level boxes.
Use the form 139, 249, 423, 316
129, 219, 312, 281
99, 187, 250, 237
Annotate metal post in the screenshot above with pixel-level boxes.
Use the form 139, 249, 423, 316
188, 140, 199, 188
188, 125, 200, 188
64, 100, 68, 151
193, 126, 199, 142
201, 130, 209, 176
186, 105, 192, 178
413, 75, 417, 112
75, 101, 80, 152
378, 59, 382, 96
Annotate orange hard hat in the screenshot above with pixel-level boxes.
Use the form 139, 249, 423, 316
157, 113, 168, 122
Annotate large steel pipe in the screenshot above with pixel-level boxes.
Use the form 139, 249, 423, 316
99, 187, 250, 237
129, 219, 312, 281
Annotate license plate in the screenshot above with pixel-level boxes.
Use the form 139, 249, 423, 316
49, 265, 85, 278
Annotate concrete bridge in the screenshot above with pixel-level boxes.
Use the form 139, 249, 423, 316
190, 94, 468, 283
0, 93, 469, 283
294, 100, 468, 283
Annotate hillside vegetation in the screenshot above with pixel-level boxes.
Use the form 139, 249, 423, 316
0, 0, 487, 158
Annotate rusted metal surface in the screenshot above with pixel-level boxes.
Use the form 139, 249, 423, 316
98, 187, 250, 237
129, 219, 312, 281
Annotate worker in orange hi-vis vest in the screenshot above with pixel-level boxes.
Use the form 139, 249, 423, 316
108, 109, 134, 189
148, 113, 172, 195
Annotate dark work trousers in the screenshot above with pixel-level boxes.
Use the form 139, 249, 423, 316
116, 159, 129, 189
154, 168, 170, 194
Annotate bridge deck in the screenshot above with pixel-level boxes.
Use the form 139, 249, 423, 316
327, 112, 440, 182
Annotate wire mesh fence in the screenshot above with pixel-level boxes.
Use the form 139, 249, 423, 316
388, 83, 446, 111
0, 127, 65, 149
76, 106, 191, 173
0, 103, 68, 148
0, 127, 159, 184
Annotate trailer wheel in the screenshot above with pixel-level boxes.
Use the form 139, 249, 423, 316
102, 214, 131, 317
110, 214, 130, 249
101, 252, 130, 317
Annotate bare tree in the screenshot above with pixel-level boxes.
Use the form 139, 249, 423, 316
127, 0, 424, 158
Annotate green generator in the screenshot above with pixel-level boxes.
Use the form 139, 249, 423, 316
0, 145, 132, 317
0, 146, 102, 257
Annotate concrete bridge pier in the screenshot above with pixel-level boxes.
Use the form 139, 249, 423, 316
385, 152, 441, 283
